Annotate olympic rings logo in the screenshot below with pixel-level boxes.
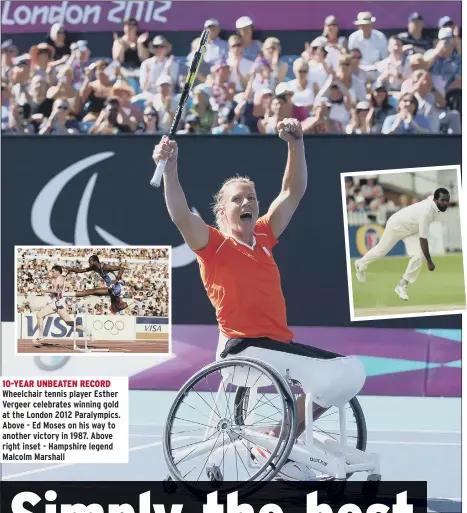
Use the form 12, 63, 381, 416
93, 320, 125, 336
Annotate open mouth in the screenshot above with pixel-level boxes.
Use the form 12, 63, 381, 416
240, 212, 253, 221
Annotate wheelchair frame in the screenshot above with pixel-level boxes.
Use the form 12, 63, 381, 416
163, 355, 381, 492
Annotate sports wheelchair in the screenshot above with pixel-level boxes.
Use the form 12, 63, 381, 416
162, 344, 381, 497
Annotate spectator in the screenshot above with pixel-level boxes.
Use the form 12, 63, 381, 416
176, 114, 201, 134
47, 66, 80, 119
89, 97, 133, 134
248, 57, 277, 94
151, 75, 178, 133
202, 18, 228, 65
403, 70, 461, 134
139, 36, 178, 95
321, 15, 348, 70
45, 24, 72, 60
261, 37, 288, 85
368, 85, 397, 133
3, 103, 32, 134
286, 58, 315, 111
1, 80, 10, 127
315, 75, 353, 125
274, 82, 309, 121
9, 56, 32, 107
437, 16, 462, 54
235, 87, 273, 133
186, 84, 217, 133
302, 97, 342, 133
345, 177, 355, 197
138, 105, 160, 134
39, 98, 78, 135
346, 100, 372, 134
399, 194, 410, 208
112, 17, 149, 69
424, 27, 462, 95
382, 92, 431, 133
258, 96, 284, 133
69, 40, 92, 89
375, 36, 411, 91
350, 48, 368, 85
29, 43, 57, 84
25, 76, 54, 132
302, 38, 331, 93
226, 35, 255, 92
207, 59, 236, 112
335, 53, 366, 103
1, 40, 18, 81
111, 81, 141, 131
407, 53, 428, 75
398, 13, 433, 55
360, 177, 383, 203
348, 11, 389, 67
80, 60, 113, 122
212, 106, 250, 134
235, 16, 262, 61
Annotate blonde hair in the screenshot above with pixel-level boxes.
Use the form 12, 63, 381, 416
212, 176, 256, 232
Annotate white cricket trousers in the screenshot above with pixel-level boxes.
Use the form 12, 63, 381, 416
358, 220, 423, 283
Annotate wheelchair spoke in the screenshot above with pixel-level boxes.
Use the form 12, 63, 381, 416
204, 374, 223, 419
174, 430, 218, 467
192, 391, 221, 420
171, 426, 206, 436
221, 366, 235, 421
174, 417, 213, 428
243, 392, 282, 421
227, 430, 253, 478
196, 431, 223, 481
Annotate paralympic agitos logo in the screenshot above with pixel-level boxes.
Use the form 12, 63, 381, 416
30, 152, 198, 267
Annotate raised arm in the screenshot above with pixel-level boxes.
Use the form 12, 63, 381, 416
152, 137, 209, 251
267, 118, 308, 239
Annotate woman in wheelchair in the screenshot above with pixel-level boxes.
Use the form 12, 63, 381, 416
153, 119, 374, 485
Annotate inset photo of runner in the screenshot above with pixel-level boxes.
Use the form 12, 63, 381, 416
15, 246, 171, 354
342, 166, 466, 321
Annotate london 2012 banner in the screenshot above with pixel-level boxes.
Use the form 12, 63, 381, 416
1, 0, 461, 34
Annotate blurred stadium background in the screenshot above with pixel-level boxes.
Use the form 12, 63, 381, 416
0, 1, 462, 503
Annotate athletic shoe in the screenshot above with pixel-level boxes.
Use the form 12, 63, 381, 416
251, 446, 317, 481
355, 259, 366, 283
395, 284, 409, 301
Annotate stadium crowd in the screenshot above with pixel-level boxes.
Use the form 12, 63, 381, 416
2, 10, 461, 136
17, 247, 169, 261
16, 254, 170, 317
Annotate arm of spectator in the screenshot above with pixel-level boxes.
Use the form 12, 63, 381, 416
381, 114, 400, 134
139, 58, 151, 92
407, 114, 431, 133
453, 27, 462, 56
79, 67, 93, 102
314, 74, 333, 102
236, 62, 251, 91
112, 33, 127, 63
432, 87, 446, 108
119, 106, 138, 132
137, 32, 150, 62
423, 41, 445, 69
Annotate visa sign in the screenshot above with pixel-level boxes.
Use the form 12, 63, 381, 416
21, 315, 85, 339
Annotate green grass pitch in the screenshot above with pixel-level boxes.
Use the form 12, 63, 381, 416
351, 253, 466, 317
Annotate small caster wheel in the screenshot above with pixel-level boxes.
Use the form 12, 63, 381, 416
207, 464, 223, 488
362, 477, 380, 497
163, 476, 178, 494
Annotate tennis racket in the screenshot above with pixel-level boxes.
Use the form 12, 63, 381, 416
150, 29, 209, 187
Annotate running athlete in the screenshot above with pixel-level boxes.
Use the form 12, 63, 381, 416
33, 265, 92, 345
63, 255, 130, 314
355, 189, 450, 300
152, 118, 345, 481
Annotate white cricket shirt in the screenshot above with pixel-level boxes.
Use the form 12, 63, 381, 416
389, 196, 442, 238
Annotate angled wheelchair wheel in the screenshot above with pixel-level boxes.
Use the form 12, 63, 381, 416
163, 357, 298, 499
235, 388, 367, 479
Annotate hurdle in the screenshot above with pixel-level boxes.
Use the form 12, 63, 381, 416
72, 301, 109, 353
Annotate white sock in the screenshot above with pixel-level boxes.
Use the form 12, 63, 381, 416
399, 279, 408, 287
63, 292, 77, 297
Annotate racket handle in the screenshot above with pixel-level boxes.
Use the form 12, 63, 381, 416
150, 159, 167, 188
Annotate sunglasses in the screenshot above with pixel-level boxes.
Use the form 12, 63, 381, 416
230, 43, 242, 48
298, 69, 308, 73
340, 62, 351, 66
327, 23, 338, 27
145, 112, 157, 117
58, 104, 68, 110
352, 55, 361, 60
